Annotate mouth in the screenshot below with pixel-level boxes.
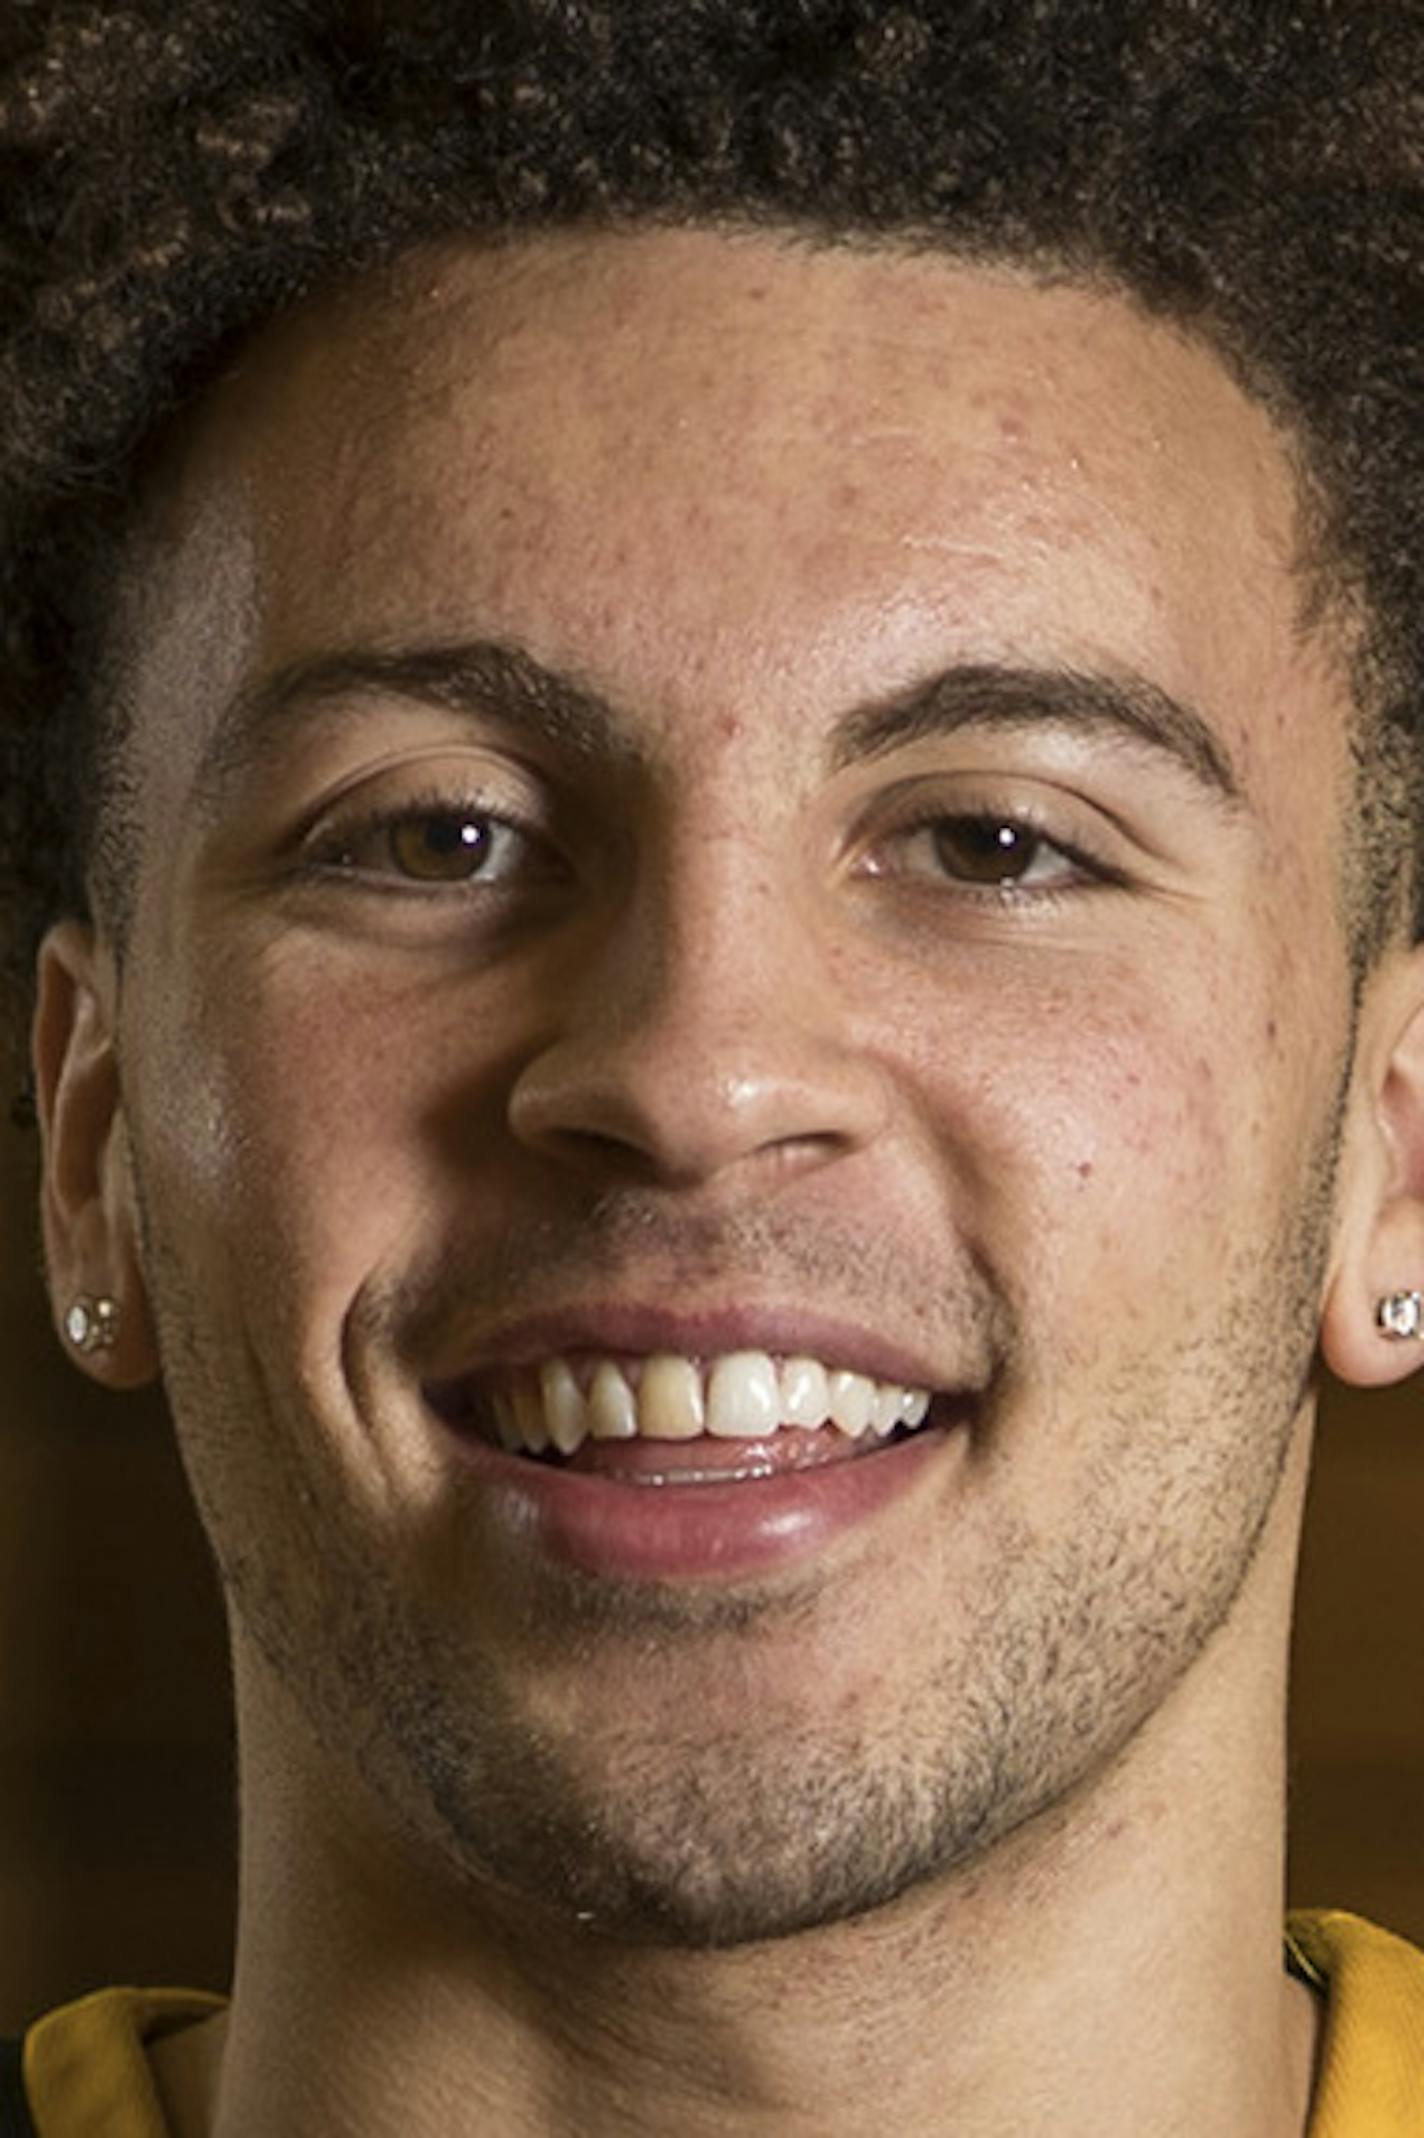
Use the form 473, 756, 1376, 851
418, 1308, 976, 1580
425, 1347, 950, 1485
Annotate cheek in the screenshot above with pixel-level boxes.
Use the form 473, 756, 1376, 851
875, 941, 1271, 1323
127, 938, 494, 1312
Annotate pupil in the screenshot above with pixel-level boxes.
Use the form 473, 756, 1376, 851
934, 818, 1035, 882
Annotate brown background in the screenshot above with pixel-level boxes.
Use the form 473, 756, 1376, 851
1, 1111, 1421, 2034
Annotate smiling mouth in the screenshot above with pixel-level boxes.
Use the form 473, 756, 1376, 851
425, 1347, 952, 1483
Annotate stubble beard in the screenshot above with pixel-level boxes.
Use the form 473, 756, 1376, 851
345, 1301, 1312, 1952
142, 1112, 1339, 1955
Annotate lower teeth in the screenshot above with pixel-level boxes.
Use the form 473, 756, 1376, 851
516, 1418, 925, 1469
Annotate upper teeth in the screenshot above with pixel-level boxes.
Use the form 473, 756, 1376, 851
489, 1351, 932, 1458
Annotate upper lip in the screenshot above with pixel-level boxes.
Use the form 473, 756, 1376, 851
420, 1302, 955, 1393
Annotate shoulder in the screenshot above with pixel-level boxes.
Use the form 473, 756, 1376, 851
4, 1987, 223, 2137
1287, 1909, 1424, 2134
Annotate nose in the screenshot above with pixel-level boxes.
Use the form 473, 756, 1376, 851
507, 851, 889, 1190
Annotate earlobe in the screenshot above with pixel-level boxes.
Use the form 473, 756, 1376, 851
31, 920, 159, 1390
1320, 942, 1424, 1389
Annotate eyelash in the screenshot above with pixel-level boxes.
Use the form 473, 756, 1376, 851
300, 789, 544, 890
870, 804, 1125, 904
296, 790, 1124, 910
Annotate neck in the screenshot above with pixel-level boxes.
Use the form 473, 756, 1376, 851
192, 1451, 1319, 2138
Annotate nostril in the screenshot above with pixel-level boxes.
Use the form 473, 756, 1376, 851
508, 1043, 887, 1190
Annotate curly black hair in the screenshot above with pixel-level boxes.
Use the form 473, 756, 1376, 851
1, 0, 1420, 1063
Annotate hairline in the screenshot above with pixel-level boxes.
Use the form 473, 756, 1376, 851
86, 219, 1403, 991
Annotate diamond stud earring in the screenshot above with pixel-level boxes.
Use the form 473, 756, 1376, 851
1376, 1291, 1424, 1341
64, 1295, 120, 1355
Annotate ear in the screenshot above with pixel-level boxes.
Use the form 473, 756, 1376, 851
31, 920, 160, 1389
1321, 941, 1424, 1388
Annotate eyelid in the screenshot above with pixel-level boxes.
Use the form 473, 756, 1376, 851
283, 738, 548, 836
287, 734, 552, 837
857, 773, 1132, 883
862, 816, 1110, 904
903, 816, 1115, 895
303, 784, 505, 849
295, 785, 550, 893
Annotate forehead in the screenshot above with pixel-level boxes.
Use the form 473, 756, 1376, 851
136, 226, 1347, 820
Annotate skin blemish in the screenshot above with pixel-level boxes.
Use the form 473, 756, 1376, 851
111, 233, 1360, 2051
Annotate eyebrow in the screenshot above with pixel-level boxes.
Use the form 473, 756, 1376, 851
830, 661, 1241, 802
192, 640, 633, 811
194, 637, 1243, 813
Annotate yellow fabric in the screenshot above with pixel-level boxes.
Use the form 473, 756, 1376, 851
23, 1987, 222, 2138
16, 1913, 1423, 2132
1287, 1909, 1424, 2133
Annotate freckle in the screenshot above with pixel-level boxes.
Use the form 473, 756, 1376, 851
1265, 1018, 1278, 1045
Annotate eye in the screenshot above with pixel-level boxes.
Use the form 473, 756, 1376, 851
924, 815, 1071, 887
313, 800, 539, 887
385, 810, 501, 883
855, 781, 1131, 903
883, 811, 1093, 893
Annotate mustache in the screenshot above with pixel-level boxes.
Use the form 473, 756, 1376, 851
381, 1189, 1018, 1377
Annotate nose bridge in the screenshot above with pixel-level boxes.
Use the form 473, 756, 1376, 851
637, 818, 790, 1036
507, 807, 886, 1182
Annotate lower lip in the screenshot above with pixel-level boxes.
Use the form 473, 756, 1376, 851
437, 1421, 958, 1583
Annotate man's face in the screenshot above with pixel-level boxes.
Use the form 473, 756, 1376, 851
101, 230, 1357, 1943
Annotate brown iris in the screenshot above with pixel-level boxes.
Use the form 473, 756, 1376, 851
932, 817, 1041, 884
387, 811, 492, 882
